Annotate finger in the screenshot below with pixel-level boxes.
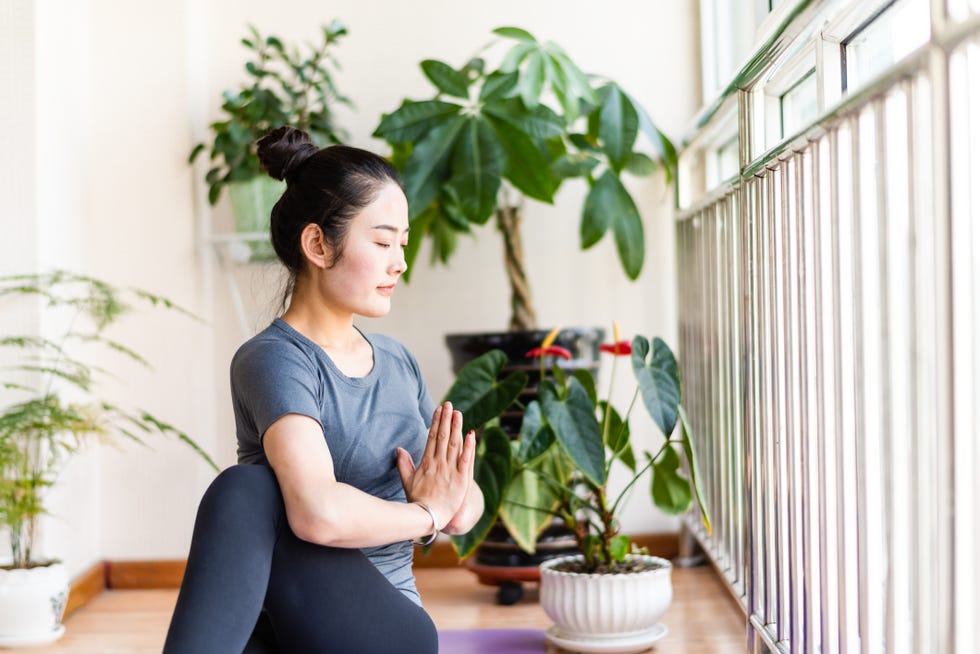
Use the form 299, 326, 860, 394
423, 405, 442, 460
395, 447, 416, 489
446, 410, 463, 452
434, 401, 454, 459
458, 430, 476, 474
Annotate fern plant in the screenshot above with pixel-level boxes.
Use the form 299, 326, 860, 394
0, 271, 218, 569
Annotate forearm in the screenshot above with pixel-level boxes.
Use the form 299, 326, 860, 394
285, 480, 438, 548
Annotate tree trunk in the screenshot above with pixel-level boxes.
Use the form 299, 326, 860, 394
496, 205, 536, 331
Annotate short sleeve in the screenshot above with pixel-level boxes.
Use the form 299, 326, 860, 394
231, 339, 323, 453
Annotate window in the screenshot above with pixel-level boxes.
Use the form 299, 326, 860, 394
842, 0, 930, 92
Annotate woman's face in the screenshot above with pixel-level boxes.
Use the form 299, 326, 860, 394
317, 182, 410, 318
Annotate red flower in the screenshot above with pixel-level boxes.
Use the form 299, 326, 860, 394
526, 346, 573, 360
599, 341, 632, 356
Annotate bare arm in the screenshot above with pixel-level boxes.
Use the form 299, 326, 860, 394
264, 402, 474, 548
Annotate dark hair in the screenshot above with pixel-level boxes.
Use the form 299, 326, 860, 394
255, 126, 403, 296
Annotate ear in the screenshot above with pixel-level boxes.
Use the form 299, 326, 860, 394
299, 223, 331, 269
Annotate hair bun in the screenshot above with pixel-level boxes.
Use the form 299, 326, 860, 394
256, 126, 319, 181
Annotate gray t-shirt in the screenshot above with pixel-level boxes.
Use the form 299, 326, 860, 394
231, 318, 435, 605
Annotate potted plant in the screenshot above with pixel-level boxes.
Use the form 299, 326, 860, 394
443, 323, 711, 640
373, 26, 677, 331
190, 21, 350, 260
0, 271, 219, 646
374, 25, 678, 591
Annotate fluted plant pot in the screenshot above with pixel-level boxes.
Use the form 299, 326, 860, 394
0, 562, 69, 647
539, 554, 672, 653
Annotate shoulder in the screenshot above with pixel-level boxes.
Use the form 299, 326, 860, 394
231, 321, 318, 379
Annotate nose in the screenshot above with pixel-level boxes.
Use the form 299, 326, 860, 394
390, 252, 407, 275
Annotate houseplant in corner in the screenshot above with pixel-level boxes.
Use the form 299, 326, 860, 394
443, 323, 710, 648
190, 21, 350, 260
0, 271, 219, 646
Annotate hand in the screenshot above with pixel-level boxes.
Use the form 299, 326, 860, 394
395, 401, 476, 530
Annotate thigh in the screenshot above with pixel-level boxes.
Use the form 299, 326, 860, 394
264, 530, 437, 654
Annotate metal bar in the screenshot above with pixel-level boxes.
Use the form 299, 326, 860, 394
787, 155, 802, 654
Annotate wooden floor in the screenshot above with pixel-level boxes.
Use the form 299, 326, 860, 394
13, 565, 746, 653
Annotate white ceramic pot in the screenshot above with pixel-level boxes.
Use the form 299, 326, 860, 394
0, 562, 69, 647
539, 554, 673, 642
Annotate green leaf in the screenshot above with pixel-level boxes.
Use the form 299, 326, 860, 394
401, 205, 436, 281
597, 83, 639, 174
551, 152, 601, 180
581, 170, 645, 279
445, 117, 505, 225
482, 98, 565, 141
500, 463, 560, 554
493, 26, 537, 42
625, 152, 658, 176
600, 401, 635, 472
620, 87, 678, 183
443, 350, 528, 433
649, 447, 692, 515
610, 534, 631, 562
516, 402, 555, 462
478, 70, 519, 102
631, 336, 681, 435
373, 100, 462, 143
450, 426, 512, 558
519, 50, 547, 109
538, 378, 605, 485
420, 59, 471, 99
572, 369, 597, 406
679, 406, 712, 534
500, 41, 535, 73
486, 115, 559, 203
401, 114, 466, 218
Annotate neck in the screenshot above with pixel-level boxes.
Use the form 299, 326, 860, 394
282, 277, 358, 350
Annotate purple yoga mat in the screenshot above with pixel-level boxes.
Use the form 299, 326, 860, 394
437, 628, 547, 653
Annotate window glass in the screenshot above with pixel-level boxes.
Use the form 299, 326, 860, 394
780, 69, 819, 137
843, 0, 930, 92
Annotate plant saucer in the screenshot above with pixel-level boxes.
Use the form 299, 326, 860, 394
545, 623, 668, 653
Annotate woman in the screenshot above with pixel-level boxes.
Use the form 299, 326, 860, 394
164, 126, 483, 653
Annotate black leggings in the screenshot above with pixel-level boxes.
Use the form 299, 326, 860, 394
163, 464, 438, 654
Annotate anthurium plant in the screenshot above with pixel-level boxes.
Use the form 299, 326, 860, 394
373, 27, 678, 331
0, 271, 219, 569
190, 22, 350, 205
444, 324, 711, 573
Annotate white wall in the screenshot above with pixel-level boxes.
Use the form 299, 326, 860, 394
6, 0, 701, 577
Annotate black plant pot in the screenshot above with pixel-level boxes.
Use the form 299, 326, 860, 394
445, 327, 604, 604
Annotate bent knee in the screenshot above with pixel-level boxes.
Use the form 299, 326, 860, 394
199, 464, 282, 517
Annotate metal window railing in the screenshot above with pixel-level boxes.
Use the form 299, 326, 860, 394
677, 3, 979, 653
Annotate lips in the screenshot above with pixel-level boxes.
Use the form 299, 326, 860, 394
377, 284, 396, 297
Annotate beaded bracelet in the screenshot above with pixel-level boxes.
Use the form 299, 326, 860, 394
412, 501, 439, 546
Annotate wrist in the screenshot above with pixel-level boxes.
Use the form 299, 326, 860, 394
412, 501, 439, 546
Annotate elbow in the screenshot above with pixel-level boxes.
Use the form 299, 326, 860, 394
285, 503, 346, 546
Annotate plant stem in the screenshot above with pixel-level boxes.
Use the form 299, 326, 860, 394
496, 203, 535, 331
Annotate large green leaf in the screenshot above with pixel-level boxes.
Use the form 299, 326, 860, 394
500, 461, 560, 554
679, 406, 712, 534
401, 115, 466, 218
486, 116, 559, 203
580, 170, 644, 279
450, 426, 512, 558
649, 446, 692, 515
519, 50, 547, 109
597, 83, 639, 174
516, 401, 554, 462
443, 350, 527, 433
538, 378, 605, 485
445, 117, 505, 225
631, 336, 681, 435
482, 98, 565, 141
420, 59, 471, 99
620, 87, 678, 183
373, 99, 462, 143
